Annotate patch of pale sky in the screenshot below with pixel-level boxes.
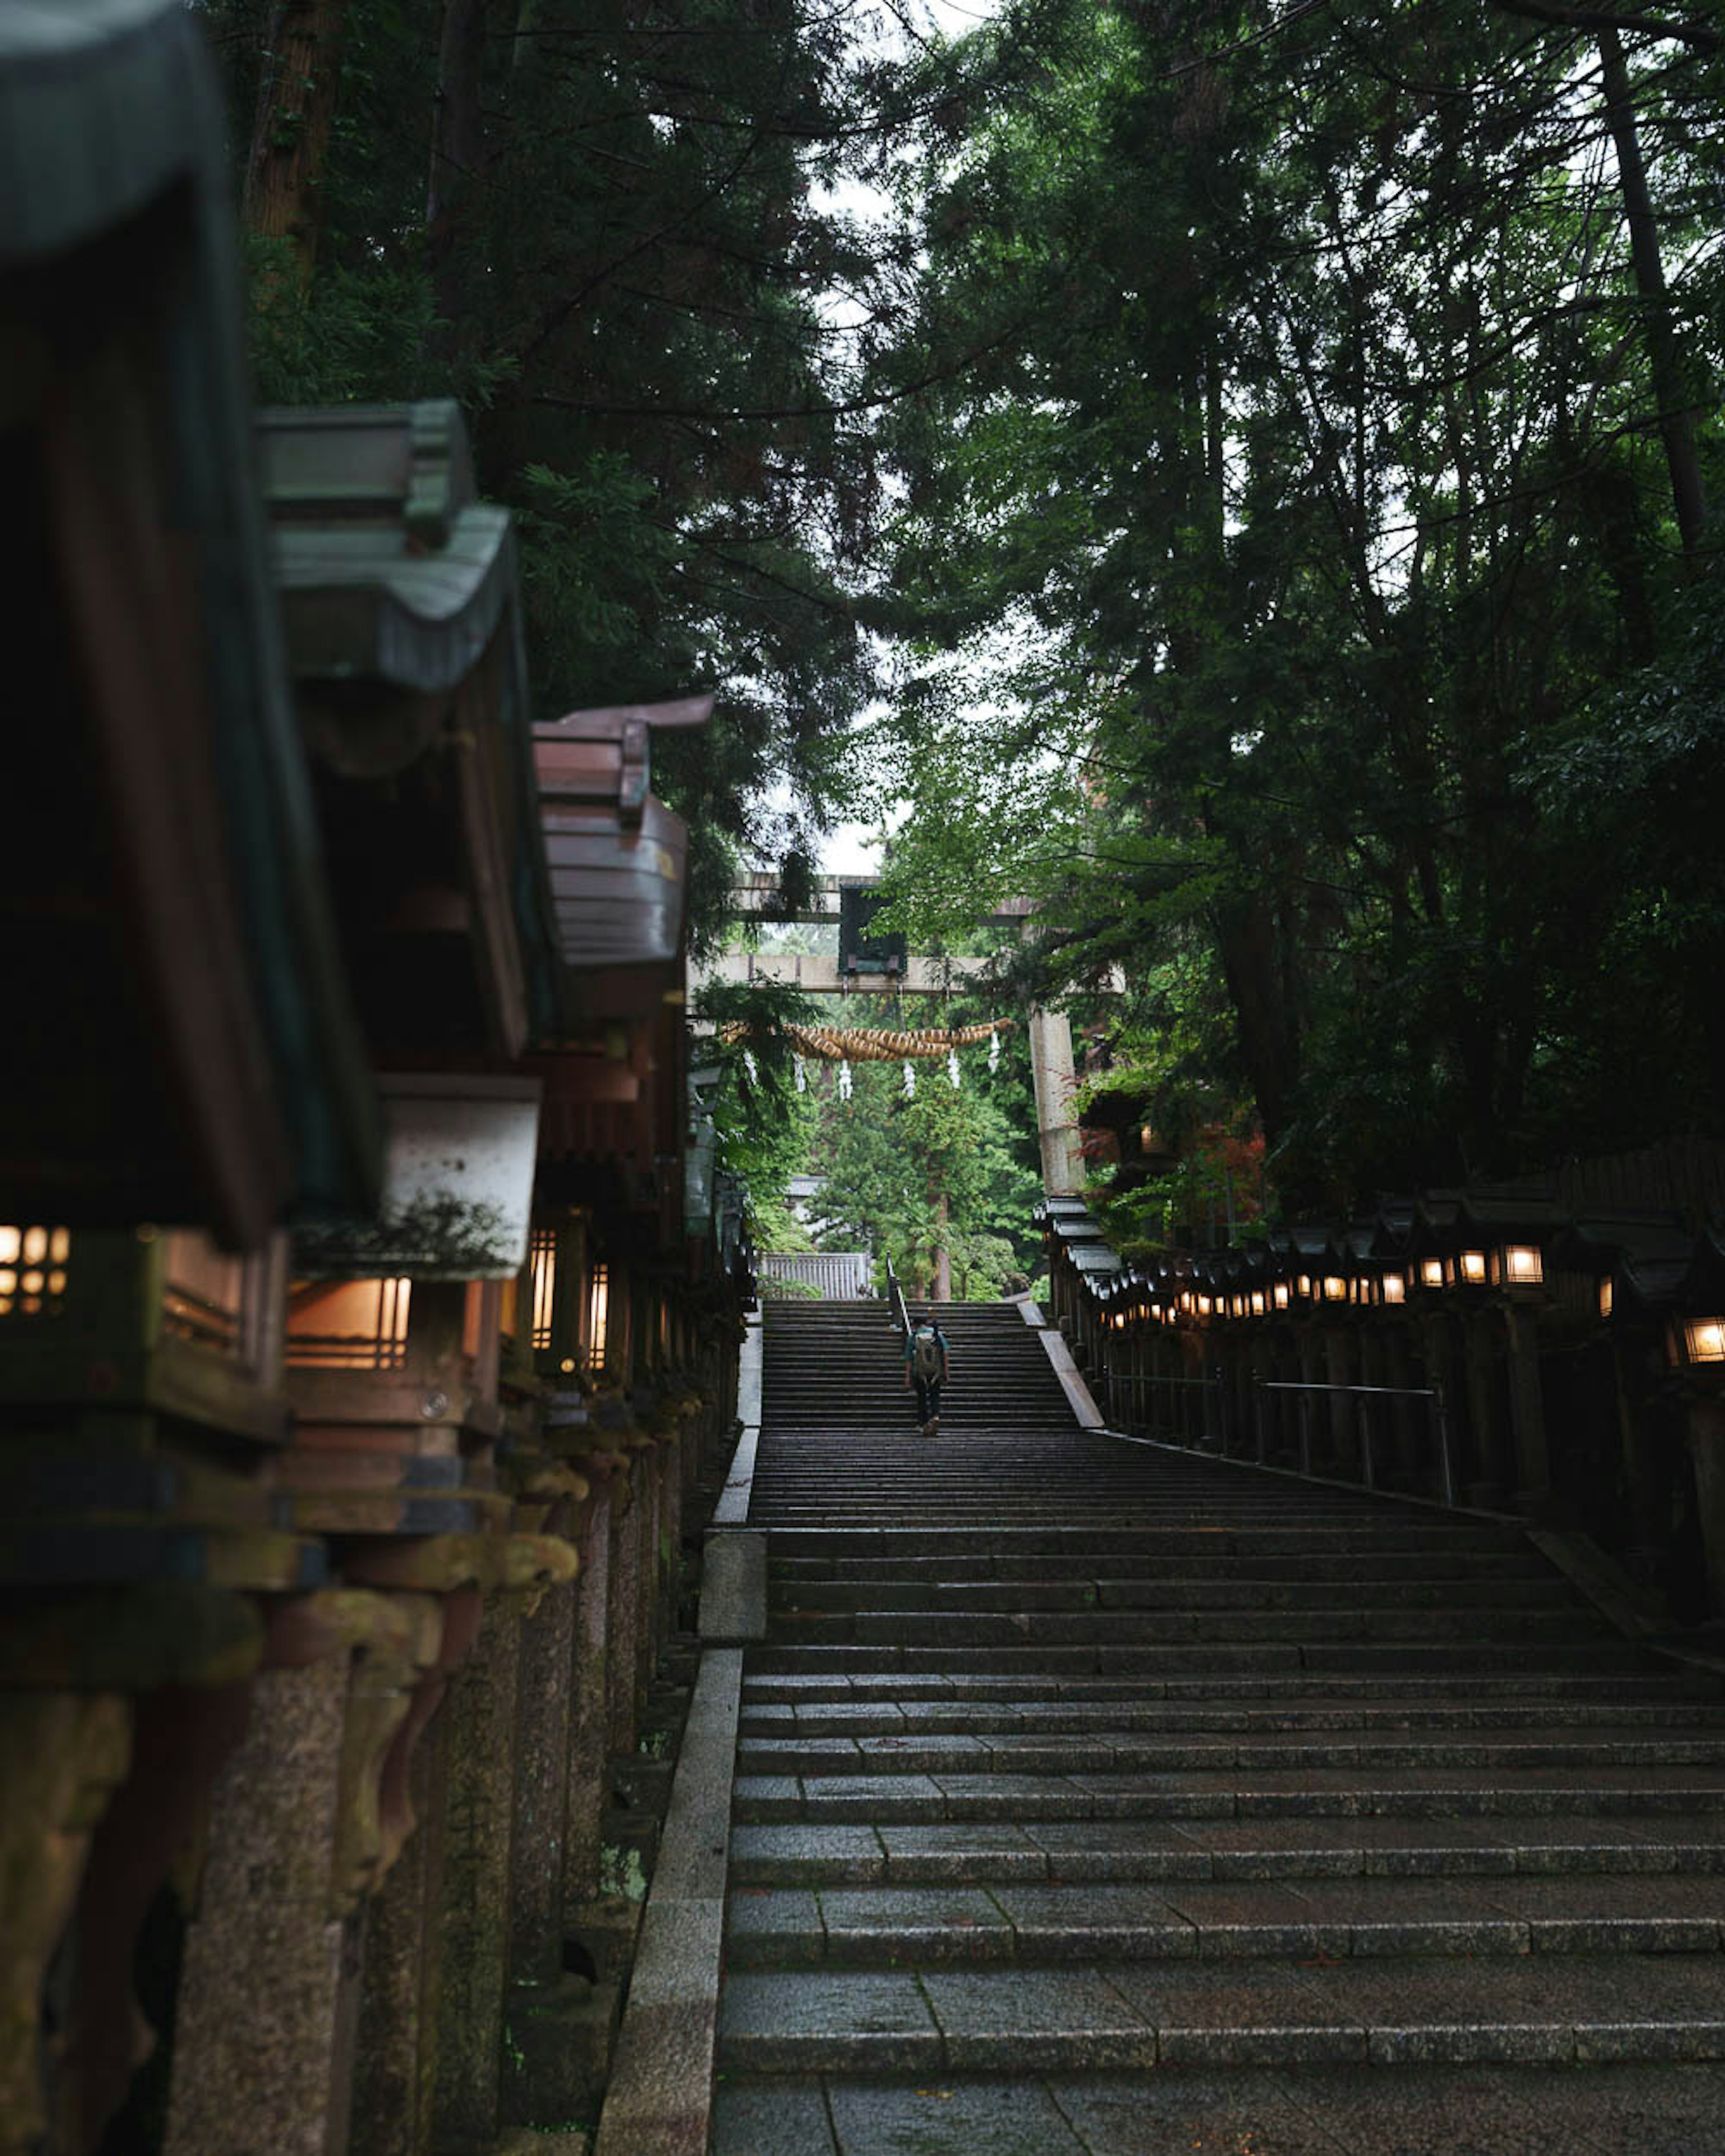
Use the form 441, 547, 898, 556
745, 0, 1002, 881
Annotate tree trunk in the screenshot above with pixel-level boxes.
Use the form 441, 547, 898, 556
1598, 26, 1707, 570
1213, 892, 1300, 1162
243, 0, 350, 286
933, 1186, 951, 1304
428, 0, 493, 345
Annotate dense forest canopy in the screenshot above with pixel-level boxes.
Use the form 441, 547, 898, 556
203, 0, 912, 937
207, 0, 1725, 1227
867, 0, 1725, 1212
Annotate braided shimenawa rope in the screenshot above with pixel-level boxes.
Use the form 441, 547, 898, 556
719, 1017, 1013, 1062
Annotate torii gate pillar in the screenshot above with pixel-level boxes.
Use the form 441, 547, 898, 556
1028, 1006, 1084, 1197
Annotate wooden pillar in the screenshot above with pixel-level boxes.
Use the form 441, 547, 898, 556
1502, 1304, 1553, 1509
1685, 1394, 1725, 1621
1460, 1312, 1513, 1508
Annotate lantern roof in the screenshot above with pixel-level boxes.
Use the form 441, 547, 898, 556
260, 402, 564, 1058
533, 698, 712, 1019
0, 0, 380, 1239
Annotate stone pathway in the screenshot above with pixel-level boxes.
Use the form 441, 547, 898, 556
712, 1300, 1725, 2152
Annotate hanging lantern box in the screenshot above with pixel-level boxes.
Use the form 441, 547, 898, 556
277, 1076, 544, 1528
293, 1075, 543, 1281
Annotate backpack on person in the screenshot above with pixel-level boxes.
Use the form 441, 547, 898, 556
911, 1323, 942, 1380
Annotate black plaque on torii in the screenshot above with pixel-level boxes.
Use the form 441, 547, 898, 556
838, 887, 907, 978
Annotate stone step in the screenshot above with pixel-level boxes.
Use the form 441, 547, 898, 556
729, 1342, 1725, 2111
764, 1607, 1597, 1646
709, 2061, 1725, 2156
768, 1549, 1557, 1581
735, 1728, 1725, 1779
715, 1949, 1725, 2073
723, 1871, 1725, 1965
729, 1815, 1725, 1887
771, 1575, 1577, 1612
759, 1523, 1532, 1555
747, 1642, 1652, 1679
744, 1669, 1710, 1705
740, 1695, 1725, 1736
732, 1763, 1725, 1825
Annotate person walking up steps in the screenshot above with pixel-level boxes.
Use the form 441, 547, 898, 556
902, 1308, 950, 1437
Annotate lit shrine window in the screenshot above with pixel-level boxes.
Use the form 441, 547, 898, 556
530, 1228, 557, 1352
0, 1224, 71, 1318
162, 1230, 245, 1356
287, 1277, 413, 1370
584, 1264, 609, 1371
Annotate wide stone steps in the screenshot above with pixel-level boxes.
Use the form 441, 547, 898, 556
738, 1730, 1725, 1777
748, 1667, 1715, 1703
771, 1574, 1574, 1610
717, 1952, 1725, 2072
743, 1692, 1725, 1733
712, 1301, 1725, 2148
765, 1606, 1591, 1644
733, 1764, 1725, 1825
731, 1816, 1725, 1885
771, 1548, 1556, 1579
747, 1641, 1654, 1679
725, 1873, 1725, 1963
714, 2061, 1725, 2152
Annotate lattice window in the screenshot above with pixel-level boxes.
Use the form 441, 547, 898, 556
0, 1225, 71, 1319
530, 1228, 557, 1352
161, 1231, 244, 1356
584, 1264, 609, 1371
287, 1278, 413, 1370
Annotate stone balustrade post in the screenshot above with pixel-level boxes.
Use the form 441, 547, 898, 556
164, 1593, 414, 2156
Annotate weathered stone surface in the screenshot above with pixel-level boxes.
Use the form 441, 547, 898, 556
700, 1531, 766, 1641
165, 1658, 353, 2156
499, 1974, 619, 2131
718, 1968, 941, 2075
564, 1487, 612, 1917
827, 2076, 1089, 2156
350, 1725, 443, 2156
919, 1966, 1154, 2072
0, 1690, 131, 2156
509, 1577, 576, 1984
428, 1594, 521, 2149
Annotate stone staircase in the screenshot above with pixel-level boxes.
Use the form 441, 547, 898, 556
713, 1299, 1725, 2152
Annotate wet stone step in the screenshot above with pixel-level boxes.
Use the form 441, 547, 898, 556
729, 1815, 1725, 1887
761, 1520, 1530, 1549
734, 1729, 1725, 1778
710, 2061, 1725, 2156
768, 1550, 1558, 1580
742, 1669, 1715, 1704
748, 1643, 1653, 1679
772, 1576, 1578, 1611
724, 1873, 1725, 1966
768, 1607, 1600, 1645
740, 1695, 1725, 1736
716, 1949, 1725, 2074
732, 1763, 1725, 1825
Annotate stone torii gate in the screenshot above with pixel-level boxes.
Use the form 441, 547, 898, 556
690, 873, 1088, 1196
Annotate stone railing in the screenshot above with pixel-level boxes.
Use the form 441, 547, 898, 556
1037, 1189, 1725, 1626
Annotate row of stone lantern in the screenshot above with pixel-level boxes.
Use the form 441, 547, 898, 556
0, 14, 756, 2156
1041, 1181, 1725, 1623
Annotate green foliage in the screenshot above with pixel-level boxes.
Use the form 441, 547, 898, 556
867, 0, 1725, 1212
809, 997, 1044, 1296
207, 0, 890, 942
700, 1003, 823, 1241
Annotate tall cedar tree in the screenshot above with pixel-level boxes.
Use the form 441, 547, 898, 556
870, 0, 1725, 1211
206, 0, 892, 939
